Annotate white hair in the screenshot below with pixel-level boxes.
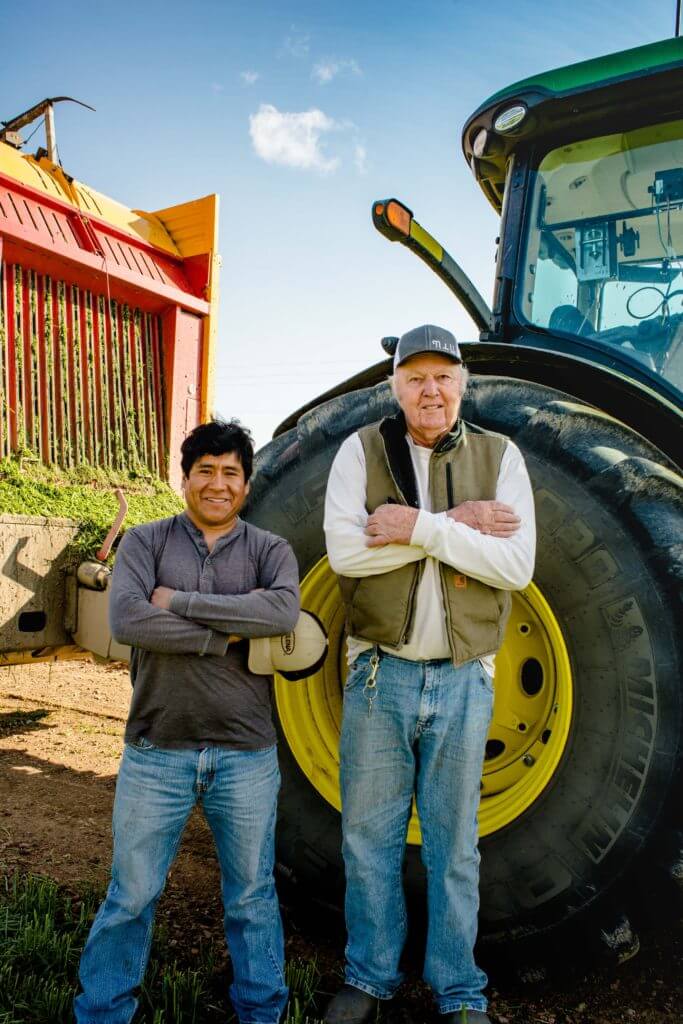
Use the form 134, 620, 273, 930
389, 362, 469, 400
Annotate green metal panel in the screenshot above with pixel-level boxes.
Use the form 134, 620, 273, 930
476, 37, 683, 113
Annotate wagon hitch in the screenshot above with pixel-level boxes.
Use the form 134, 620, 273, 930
72, 489, 131, 663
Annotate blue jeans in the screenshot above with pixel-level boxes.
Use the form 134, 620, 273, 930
74, 742, 287, 1024
340, 651, 493, 1014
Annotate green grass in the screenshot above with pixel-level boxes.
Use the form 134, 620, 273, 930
0, 874, 325, 1023
0, 875, 97, 1023
0, 454, 183, 562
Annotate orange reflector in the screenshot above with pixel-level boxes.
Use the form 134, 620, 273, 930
374, 203, 385, 216
386, 201, 411, 236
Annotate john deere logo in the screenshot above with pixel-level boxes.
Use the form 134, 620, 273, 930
281, 633, 295, 655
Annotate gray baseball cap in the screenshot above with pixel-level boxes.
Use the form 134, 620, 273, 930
393, 324, 461, 370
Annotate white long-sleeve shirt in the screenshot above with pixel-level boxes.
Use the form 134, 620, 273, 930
324, 430, 536, 675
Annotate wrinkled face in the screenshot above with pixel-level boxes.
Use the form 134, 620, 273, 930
393, 352, 463, 447
182, 450, 250, 532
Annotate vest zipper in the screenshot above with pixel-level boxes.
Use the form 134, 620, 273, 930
400, 560, 424, 645
446, 463, 454, 509
439, 561, 459, 665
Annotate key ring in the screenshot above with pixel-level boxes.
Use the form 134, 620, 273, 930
363, 650, 380, 690
362, 649, 380, 715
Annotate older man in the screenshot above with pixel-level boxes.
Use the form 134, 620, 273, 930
323, 325, 535, 1024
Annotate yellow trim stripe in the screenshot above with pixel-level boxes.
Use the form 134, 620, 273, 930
410, 220, 443, 262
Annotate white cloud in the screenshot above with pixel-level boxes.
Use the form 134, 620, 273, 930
283, 27, 310, 58
312, 58, 362, 84
354, 144, 368, 175
240, 70, 260, 86
249, 104, 340, 174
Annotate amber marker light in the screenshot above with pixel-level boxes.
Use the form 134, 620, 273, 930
386, 200, 411, 236
372, 197, 414, 243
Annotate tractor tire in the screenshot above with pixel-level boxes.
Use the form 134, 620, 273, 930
246, 376, 683, 965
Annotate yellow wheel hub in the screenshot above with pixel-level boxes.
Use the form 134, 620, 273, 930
275, 556, 573, 841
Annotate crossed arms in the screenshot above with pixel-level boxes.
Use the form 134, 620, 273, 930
324, 434, 536, 591
109, 528, 300, 655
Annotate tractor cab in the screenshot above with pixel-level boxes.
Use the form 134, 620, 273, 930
521, 120, 683, 391
463, 36, 683, 402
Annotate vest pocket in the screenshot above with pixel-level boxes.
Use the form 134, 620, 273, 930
347, 568, 415, 647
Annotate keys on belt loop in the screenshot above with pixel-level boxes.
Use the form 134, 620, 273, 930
363, 647, 380, 716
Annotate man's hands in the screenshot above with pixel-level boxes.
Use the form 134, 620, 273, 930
150, 586, 255, 646
447, 500, 521, 538
364, 500, 521, 547
151, 585, 264, 620
150, 586, 176, 609
365, 504, 419, 547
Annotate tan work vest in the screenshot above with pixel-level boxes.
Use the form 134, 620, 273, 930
336, 415, 512, 666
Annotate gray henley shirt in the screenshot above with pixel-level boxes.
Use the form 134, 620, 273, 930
109, 512, 300, 750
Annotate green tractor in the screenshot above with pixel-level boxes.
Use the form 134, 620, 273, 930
246, 37, 683, 965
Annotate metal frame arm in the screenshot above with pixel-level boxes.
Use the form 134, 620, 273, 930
372, 198, 492, 333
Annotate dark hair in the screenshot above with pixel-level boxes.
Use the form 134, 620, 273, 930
180, 418, 254, 480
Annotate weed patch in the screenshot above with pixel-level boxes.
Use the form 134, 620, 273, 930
0, 875, 96, 1022
0, 874, 325, 1023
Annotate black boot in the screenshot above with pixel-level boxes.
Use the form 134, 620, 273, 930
324, 984, 380, 1024
441, 1011, 491, 1024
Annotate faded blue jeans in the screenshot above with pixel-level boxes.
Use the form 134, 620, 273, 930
340, 651, 493, 1015
74, 742, 287, 1024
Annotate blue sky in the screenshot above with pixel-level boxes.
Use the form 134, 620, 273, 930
0, 0, 673, 446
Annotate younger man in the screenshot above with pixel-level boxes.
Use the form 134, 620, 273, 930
75, 418, 300, 1024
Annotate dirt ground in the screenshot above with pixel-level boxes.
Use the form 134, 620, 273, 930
0, 659, 681, 1023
